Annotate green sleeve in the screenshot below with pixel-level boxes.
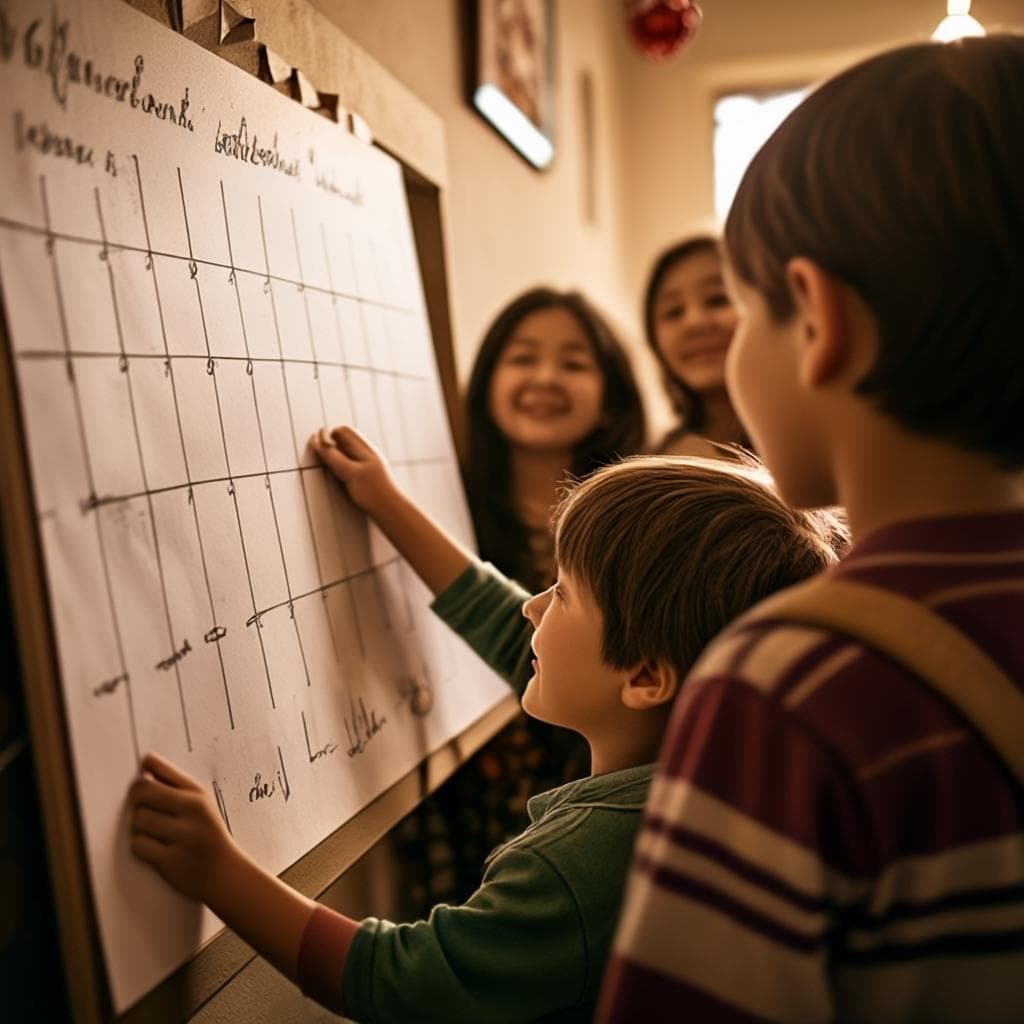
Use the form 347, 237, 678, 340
341, 845, 587, 1023
430, 560, 535, 695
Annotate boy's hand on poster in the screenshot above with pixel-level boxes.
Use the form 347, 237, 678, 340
128, 752, 237, 904
312, 425, 400, 519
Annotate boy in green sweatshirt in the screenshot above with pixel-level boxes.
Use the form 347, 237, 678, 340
129, 427, 843, 1022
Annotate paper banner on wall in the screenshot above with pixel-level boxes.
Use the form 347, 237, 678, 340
0, 0, 509, 1011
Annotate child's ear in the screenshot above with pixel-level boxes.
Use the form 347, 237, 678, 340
785, 257, 849, 388
620, 661, 681, 711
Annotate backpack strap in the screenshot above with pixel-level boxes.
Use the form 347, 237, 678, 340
732, 576, 1024, 787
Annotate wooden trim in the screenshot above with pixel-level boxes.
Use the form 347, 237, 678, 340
0, 310, 108, 1023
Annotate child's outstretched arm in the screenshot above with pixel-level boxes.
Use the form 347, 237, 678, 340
311, 425, 471, 597
128, 752, 323, 988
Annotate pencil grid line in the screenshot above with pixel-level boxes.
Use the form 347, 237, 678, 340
0, 212, 417, 315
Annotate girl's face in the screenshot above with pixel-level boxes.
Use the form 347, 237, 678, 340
651, 249, 738, 395
488, 306, 605, 455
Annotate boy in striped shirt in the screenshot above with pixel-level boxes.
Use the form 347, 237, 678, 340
599, 34, 1024, 1024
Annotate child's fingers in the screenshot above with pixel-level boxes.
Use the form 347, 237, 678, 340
129, 776, 186, 815
314, 440, 356, 480
329, 424, 373, 460
140, 752, 200, 791
132, 805, 177, 842
130, 832, 170, 869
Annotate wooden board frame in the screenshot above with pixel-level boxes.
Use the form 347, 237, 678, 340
0, 1, 518, 1019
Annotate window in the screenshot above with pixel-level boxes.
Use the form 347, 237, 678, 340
713, 88, 807, 224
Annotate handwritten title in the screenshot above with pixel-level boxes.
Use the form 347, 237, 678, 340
0, 7, 194, 132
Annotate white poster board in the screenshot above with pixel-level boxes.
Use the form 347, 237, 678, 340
0, 0, 508, 1011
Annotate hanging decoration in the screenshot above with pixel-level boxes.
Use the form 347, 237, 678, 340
626, 0, 702, 61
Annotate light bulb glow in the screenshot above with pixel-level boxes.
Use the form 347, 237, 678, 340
932, 12, 986, 41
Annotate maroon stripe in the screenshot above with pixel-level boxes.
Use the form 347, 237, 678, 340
773, 631, 850, 702
841, 510, 1024, 557
596, 955, 775, 1023
633, 852, 826, 953
857, 738, 1022, 861
793, 649, 966, 766
643, 813, 829, 914
659, 678, 876, 877
836, 561, 1024, 601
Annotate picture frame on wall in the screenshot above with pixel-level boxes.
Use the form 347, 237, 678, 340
469, 0, 556, 170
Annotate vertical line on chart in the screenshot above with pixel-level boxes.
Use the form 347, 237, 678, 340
40, 176, 140, 763
221, 183, 311, 687
290, 210, 332, 426
346, 579, 367, 660
96, 187, 192, 752
212, 779, 232, 835
277, 744, 290, 801
135, 156, 234, 730
320, 224, 357, 414
259, 198, 345, 659
179, 168, 276, 708
348, 232, 387, 444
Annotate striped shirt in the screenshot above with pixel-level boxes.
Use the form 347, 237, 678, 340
597, 510, 1024, 1023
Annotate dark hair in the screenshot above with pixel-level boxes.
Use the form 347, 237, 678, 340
464, 288, 646, 590
555, 455, 848, 678
725, 34, 1024, 468
642, 235, 722, 434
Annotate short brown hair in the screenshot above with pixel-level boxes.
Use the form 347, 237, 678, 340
553, 456, 847, 677
725, 34, 1024, 468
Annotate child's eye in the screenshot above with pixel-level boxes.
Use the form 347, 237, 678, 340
659, 304, 684, 321
705, 293, 732, 309
562, 359, 596, 373
503, 351, 536, 366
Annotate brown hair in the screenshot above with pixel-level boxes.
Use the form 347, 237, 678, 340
553, 456, 847, 677
725, 34, 1024, 468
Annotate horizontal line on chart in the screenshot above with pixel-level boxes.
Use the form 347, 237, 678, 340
0, 216, 417, 316
247, 555, 402, 626
15, 349, 428, 381
75, 458, 452, 511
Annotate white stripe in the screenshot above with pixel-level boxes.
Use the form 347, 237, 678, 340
634, 826, 827, 938
644, 777, 865, 906
867, 833, 1024, 916
615, 869, 834, 1023
733, 625, 834, 693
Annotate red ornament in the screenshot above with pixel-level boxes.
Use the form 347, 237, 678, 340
627, 0, 702, 61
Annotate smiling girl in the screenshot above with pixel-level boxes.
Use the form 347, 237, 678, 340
465, 287, 645, 593
643, 236, 747, 456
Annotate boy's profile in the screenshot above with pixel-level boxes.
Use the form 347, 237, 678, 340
129, 427, 843, 1023
600, 34, 1024, 1024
